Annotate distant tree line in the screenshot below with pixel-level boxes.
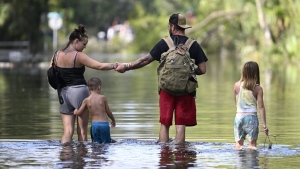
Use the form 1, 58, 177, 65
0, 0, 299, 66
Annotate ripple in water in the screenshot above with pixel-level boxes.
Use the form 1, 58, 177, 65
0, 139, 299, 169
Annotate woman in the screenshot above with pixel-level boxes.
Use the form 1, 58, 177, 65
50, 24, 117, 144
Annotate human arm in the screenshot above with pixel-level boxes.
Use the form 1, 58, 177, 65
115, 53, 155, 73
190, 42, 207, 75
74, 99, 88, 115
257, 86, 269, 135
194, 62, 206, 75
76, 52, 117, 70
104, 96, 116, 127
233, 82, 239, 104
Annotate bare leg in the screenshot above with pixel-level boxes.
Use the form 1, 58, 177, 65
159, 124, 170, 143
175, 125, 185, 144
77, 109, 89, 141
235, 140, 244, 150
61, 113, 75, 144
249, 140, 257, 148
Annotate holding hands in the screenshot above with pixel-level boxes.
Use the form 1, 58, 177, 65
113, 53, 154, 73
114, 62, 129, 73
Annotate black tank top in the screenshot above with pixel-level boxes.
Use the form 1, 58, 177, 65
56, 51, 87, 87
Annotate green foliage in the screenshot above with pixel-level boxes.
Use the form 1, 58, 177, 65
0, 0, 48, 54
126, 3, 165, 53
186, 0, 300, 66
0, 0, 299, 65
126, 0, 200, 53
0, 2, 11, 26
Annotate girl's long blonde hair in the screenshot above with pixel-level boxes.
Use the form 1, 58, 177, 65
240, 61, 260, 90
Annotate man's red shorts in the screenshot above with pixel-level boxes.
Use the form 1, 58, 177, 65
159, 90, 197, 126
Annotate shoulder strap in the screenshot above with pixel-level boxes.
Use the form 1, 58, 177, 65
55, 50, 59, 62
52, 50, 59, 66
162, 36, 174, 49
73, 51, 79, 68
183, 38, 197, 75
185, 38, 195, 50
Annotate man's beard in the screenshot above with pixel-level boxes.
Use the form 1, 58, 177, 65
169, 28, 173, 36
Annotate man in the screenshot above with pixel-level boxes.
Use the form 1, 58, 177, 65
116, 13, 208, 144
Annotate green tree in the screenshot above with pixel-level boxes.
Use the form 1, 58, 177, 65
0, 0, 299, 65
126, 0, 200, 53
0, 0, 48, 54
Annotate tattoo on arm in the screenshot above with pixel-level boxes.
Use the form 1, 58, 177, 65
126, 53, 154, 70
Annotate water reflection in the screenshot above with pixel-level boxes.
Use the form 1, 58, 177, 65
235, 150, 259, 169
1, 53, 300, 168
0, 140, 299, 168
159, 144, 197, 168
59, 143, 88, 168
89, 144, 112, 167
1, 54, 300, 144
58, 142, 113, 168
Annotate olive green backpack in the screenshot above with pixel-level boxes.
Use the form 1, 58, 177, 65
157, 36, 198, 96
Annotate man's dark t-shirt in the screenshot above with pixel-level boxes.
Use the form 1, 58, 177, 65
150, 35, 208, 64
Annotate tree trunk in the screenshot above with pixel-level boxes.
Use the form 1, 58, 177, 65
255, 0, 273, 46
186, 10, 245, 35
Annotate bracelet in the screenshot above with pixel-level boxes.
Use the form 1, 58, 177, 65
111, 63, 118, 69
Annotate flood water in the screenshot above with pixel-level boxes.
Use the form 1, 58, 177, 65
0, 53, 299, 168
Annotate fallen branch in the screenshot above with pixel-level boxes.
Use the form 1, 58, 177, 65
186, 10, 245, 35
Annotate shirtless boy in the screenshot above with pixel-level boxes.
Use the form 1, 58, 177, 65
74, 77, 116, 143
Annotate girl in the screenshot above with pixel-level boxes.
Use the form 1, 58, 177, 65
233, 61, 269, 150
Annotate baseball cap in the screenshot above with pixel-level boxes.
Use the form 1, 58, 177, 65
169, 13, 191, 29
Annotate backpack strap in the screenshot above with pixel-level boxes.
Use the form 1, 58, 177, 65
55, 50, 59, 63
184, 38, 197, 79
162, 36, 174, 48
163, 36, 195, 49
185, 38, 195, 50
52, 50, 59, 67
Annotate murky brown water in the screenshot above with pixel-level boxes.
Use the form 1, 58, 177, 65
0, 53, 299, 168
